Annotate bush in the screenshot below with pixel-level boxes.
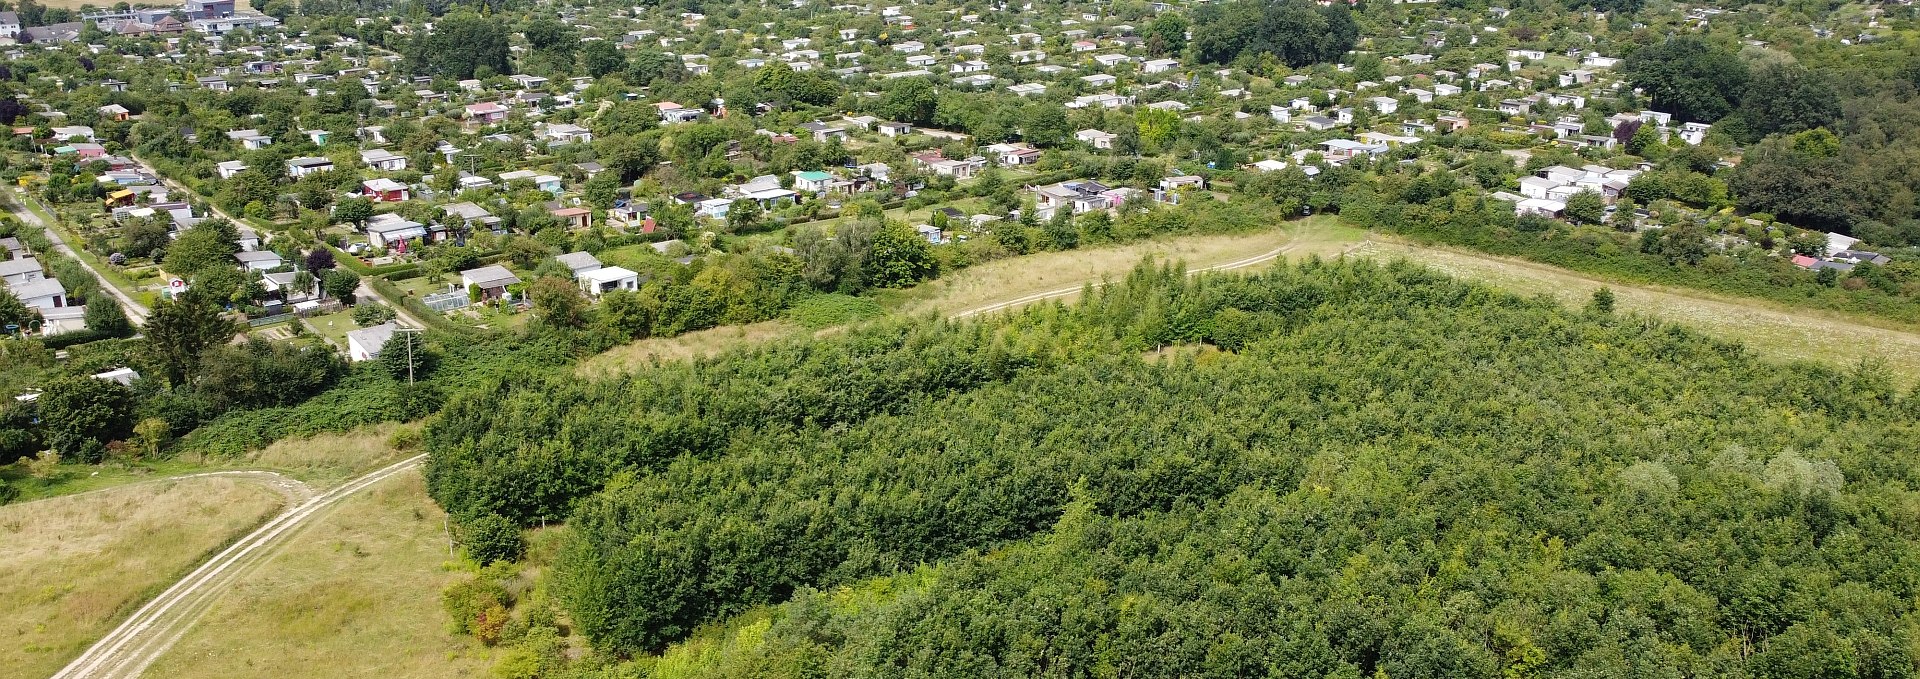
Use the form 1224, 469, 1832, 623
442, 570, 512, 636
352, 303, 397, 327
461, 513, 525, 565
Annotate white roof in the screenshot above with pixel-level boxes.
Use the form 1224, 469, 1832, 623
0, 257, 42, 277
346, 321, 397, 352
92, 367, 140, 385
580, 266, 638, 284
744, 188, 797, 201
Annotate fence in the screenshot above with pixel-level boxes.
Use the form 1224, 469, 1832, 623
246, 312, 295, 327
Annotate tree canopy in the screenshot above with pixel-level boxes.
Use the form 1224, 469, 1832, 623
405, 11, 510, 79
1190, 0, 1359, 68
1623, 37, 1750, 123
426, 260, 1920, 676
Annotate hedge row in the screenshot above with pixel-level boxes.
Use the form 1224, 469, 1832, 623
368, 276, 486, 337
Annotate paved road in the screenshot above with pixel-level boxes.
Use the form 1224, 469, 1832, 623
48, 454, 426, 679
8, 190, 152, 324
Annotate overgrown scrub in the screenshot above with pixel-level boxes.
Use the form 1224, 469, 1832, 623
177, 332, 573, 456
782, 293, 882, 329
427, 258, 1920, 674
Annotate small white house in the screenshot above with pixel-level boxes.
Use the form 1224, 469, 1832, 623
233, 250, 284, 273
216, 160, 249, 179
1076, 129, 1117, 149
11, 278, 66, 310
346, 322, 397, 362
286, 156, 334, 177
360, 148, 407, 172
578, 266, 640, 297
0, 257, 43, 286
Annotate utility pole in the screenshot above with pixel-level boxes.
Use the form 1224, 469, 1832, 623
396, 326, 421, 384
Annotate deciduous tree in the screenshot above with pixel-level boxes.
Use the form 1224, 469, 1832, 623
143, 288, 234, 386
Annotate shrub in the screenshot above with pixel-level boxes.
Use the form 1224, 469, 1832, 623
352, 303, 397, 327
462, 513, 525, 565
442, 572, 511, 636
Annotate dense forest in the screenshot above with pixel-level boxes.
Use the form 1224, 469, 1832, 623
426, 259, 1920, 676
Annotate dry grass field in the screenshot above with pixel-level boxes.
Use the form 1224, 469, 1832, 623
1352, 239, 1920, 385
576, 319, 804, 378
230, 424, 417, 487
883, 219, 1348, 317
577, 219, 1357, 377
0, 477, 286, 679
144, 469, 495, 679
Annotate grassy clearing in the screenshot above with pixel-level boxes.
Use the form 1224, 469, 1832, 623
144, 470, 495, 679
882, 216, 1358, 317
578, 218, 1355, 376
300, 309, 359, 350
3, 425, 409, 507
225, 424, 413, 487
388, 276, 462, 299
0, 477, 285, 679
0, 458, 214, 503
576, 319, 801, 378
1353, 239, 1920, 385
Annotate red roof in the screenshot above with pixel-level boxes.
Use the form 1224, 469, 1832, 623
1791, 254, 1817, 268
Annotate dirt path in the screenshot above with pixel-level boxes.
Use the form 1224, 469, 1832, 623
48, 454, 425, 679
8, 190, 151, 324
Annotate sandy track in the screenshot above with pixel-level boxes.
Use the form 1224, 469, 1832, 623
49, 454, 425, 679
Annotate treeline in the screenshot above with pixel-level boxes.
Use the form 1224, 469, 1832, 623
423, 316, 1055, 526
175, 328, 575, 456
428, 258, 1920, 675
1626, 35, 1920, 243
